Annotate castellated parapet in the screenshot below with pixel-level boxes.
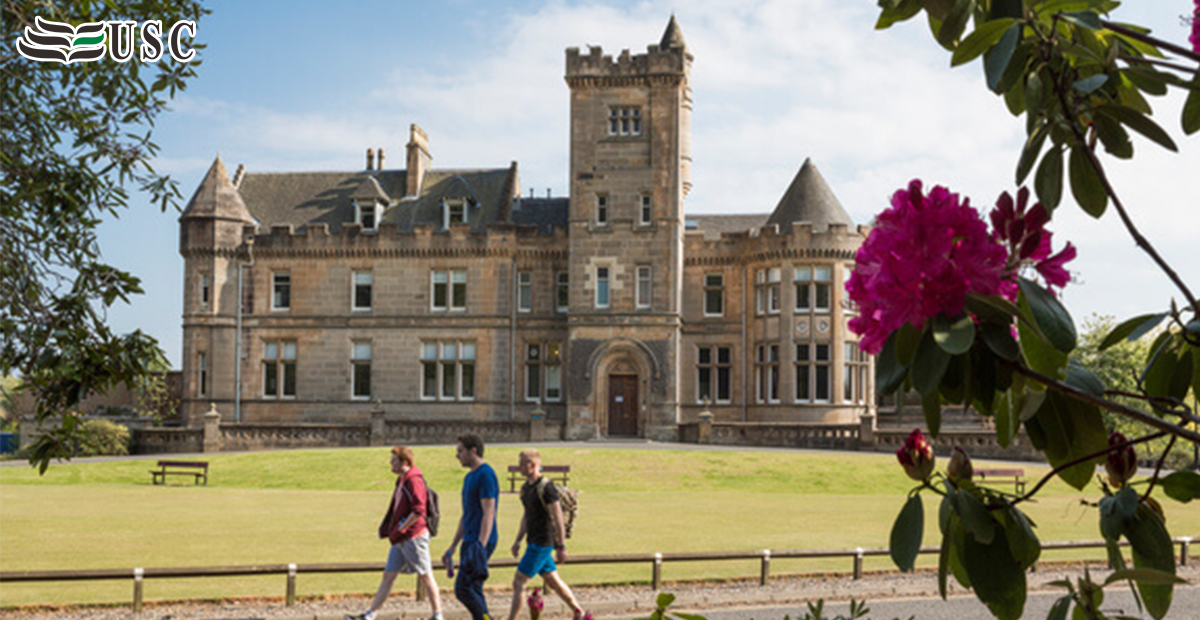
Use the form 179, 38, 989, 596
565, 43, 691, 85
684, 221, 872, 266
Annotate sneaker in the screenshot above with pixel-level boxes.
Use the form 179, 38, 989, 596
430, 613, 444, 620
345, 613, 375, 620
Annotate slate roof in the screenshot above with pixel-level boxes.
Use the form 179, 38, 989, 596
512, 197, 570, 235
660, 15, 687, 50
181, 155, 256, 224
764, 158, 855, 231
687, 214, 770, 240
233, 165, 518, 233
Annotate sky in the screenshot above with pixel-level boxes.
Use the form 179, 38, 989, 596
94, 0, 1200, 368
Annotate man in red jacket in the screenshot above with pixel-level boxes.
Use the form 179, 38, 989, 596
347, 446, 443, 620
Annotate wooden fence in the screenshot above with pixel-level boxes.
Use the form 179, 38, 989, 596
1, 538, 1193, 612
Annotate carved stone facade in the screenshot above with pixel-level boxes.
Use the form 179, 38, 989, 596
178, 18, 873, 442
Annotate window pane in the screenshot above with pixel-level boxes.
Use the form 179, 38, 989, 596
442, 363, 457, 398
794, 266, 812, 282
796, 365, 810, 401
545, 365, 561, 400
265, 342, 279, 360
461, 342, 476, 360
282, 342, 297, 359
452, 282, 467, 309
698, 347, 712, 365
282, 361, 296, 396
264, 363, 278, 397
816, 283, 830, 310
423, 362, 437, 398
422, 342, 438, 360
796, 344, 810, 362
545, 342, 560, 362
556, 273, 569, 311
353, 363, 371, 398
796, 283, 811, 310
816, 365, 830, 401
442, 342, 457, 360
461, 363, 475, 398
518, 271, 531, 311
816, 344, 830, 361
717, 366, 731, 402
717, 347, 731, 365
814, 266, 832, 281
433, 282, 447, 308
526, 364, 541, 400
353, 342, 371, 360
706, 288, 723, 314
698, 367, 712, 402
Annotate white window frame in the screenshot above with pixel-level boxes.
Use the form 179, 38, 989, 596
431, 269, 467, 311
263, 340, 297, 399
443, 197, 468, 228
640, 194, 652, 226
556, 272, 570, 313
756, 268, 781, 315
525, 341, 563, 402
197, 351, 208, 397
697, 346, 732, 404
844, 342, 868, 405
608, 106, 642, 136
595, 266, 610, 309
352, 270, 373, 311
703, 273, 724, 317
596, 194, 609, 226
421, 341, 476, 401
271, 272, 291, 311
756, 343, 781, 404
636, 265, 652, 309
351, 341, 372, 400
199, 272, 210, 308
518, 271, 532, 313
356, 200, 380, 230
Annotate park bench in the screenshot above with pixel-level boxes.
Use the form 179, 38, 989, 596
506, 464, 570, 493
975, 468, 1025, 494
150, 460, 209, 485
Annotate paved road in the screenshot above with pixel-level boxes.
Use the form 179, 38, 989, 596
659, 586, 1200, 620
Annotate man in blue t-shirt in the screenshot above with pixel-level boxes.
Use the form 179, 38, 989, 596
442, 433, 499, 620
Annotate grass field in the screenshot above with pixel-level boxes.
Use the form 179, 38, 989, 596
2, 444, 1198, 607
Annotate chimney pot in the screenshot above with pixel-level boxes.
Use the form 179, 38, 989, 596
366, 148, 375, 171
377, 148, 385, 170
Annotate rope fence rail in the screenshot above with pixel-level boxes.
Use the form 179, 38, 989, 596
0, 537, 1194, 613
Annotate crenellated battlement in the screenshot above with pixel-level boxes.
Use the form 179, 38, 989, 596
565, 43, 689, 83
684, 221, 870, 265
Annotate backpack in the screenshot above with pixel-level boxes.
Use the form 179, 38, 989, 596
536, 478, 579, 541
400, 475, 441, 537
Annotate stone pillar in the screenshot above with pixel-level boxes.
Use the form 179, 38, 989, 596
530, 406, 546, 442
859, 411, 876, 449
698, 405, 713, 445
370, 406, 386, 447
202, 404, 222, 453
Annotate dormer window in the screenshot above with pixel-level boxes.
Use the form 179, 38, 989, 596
444, 198, 468, 228
355, 200, 381, 230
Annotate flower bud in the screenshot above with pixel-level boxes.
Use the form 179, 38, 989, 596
896, 428, 935, 482
947, 446, 973, 483
528, 587, 545, 617
1105, 432, 1137, 488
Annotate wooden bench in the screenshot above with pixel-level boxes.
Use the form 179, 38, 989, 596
976, 468, 1025, 494
506, 464, 570, 493
150, 460, 209, 485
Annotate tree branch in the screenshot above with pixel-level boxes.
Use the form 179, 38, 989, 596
1102, 20, 1200, 65
1009, 431, 1167, 507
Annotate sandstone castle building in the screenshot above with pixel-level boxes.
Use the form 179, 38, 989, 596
178, 18, 874, 441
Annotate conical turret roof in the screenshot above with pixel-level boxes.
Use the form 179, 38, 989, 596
181, 155, 255, 223
765, 158, 854, 230
660, 15, 687, 50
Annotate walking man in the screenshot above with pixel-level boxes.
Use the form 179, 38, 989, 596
442, 433, 499, 620
347, 446, 442, 620
507, 449, 586, 620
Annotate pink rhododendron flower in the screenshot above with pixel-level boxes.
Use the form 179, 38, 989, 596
847, 180, 1008, 354
989, 187, 1076, 294
528, 587, 545, 620
1192, 1, 1200, 54
897, 428, 936, 481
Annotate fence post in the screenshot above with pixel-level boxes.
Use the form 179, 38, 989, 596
652, 553, 663, 591
760, 549, 771, 586
853, 548, 864, 580
286, 564, 297, 606
416, 573, 427, 601
1181, 537, 1192, 567
132, 568, 144, 614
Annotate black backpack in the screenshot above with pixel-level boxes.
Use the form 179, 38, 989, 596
399, 475, 441, 537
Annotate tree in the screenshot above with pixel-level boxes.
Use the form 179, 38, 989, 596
1, 0, 208, 472
869, 1, 1199, 619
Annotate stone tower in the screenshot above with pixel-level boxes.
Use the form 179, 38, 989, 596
563, 17, 693, 440
178, 155, 257, 424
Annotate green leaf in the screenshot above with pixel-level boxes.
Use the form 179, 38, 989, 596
952, 18, 1015, 67
1098, 313, 1167, 351
1065, 358, 1105, 398
936, 0, 973, 48
876, 332, 910, 396
952, 489, 996, 544
980, 322, 1020, 362
1099, 106, 1179, 152
1025, 392, 1107, 490
890, 493, 925, 572
1144, 334, 1192, 404
1047, 594, 1072, 620
1072, 74, 1108, 94
1016, 124, 1049, 184
1061, 10, 1103, 30
1183, 84, 1200, 135
1068, 146, 1108, 217
1127, 503, 1176, 620
922, 389, 943, 437
1034, 146, 1064, 211
1004, 505, 1042, 569
933, 312, 976, 355
1018, 278, 1076, 354
1093, 113, 1134, 159
1100, 487, 1140, 541
913, 329, 952, 396
983, 23, 1022, 93
896, 322, 924, 365
1161, 471, 1200, 503
966, 293, 1021, 324
656, 592, 677, 609
1104, 568, 1188, 587
1123, 67, 1169, 96
962, 524, 1028, 620
876, 0, 924, 30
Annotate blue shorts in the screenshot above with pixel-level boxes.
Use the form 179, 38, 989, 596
517, 543, 557, 577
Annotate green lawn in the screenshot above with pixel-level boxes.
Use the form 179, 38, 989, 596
1, 445, 1197, 607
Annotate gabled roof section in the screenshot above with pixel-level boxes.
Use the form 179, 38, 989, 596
350, 175, 390, 202
765, 158, 855, 231
660, 15, 687, 50
181, 155, 256, 223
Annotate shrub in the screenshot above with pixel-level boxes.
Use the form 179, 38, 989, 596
76, 419, 130, 457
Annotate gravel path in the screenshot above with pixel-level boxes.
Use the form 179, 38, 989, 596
3, 562, 1196, 620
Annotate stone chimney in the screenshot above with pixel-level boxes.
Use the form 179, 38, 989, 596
366, 148, 375, 171
377, 147, 385, 170
406, 124, 431, 197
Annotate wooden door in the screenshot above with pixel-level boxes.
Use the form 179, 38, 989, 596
607, 374, 639, 436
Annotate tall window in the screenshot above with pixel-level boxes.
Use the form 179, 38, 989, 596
199, 273, 210, 308
845, 342, 868, 404
704, 273, 724, 316
517, 271, 532, 313
640, 194, 652, 225
756, 343, 780, 403
352, 270, 372, 311
636, 266, 652, 309
352, 342, 372, 400
697, 346, 732, 404
595, 266, 610, 309
443, 198, 468, 228
596, 195, 609, 226
608, 106, 642, 136
197, 352, 208, 397
755, 267, 781, 315
525, 342, 563, 402
556, 272, 570, 313
263, 341, 297, 398
796, 343, 832, 403
432, 269, 467, 311
795, 265, 832, 313
421, 341, 475, 401
272, 272, 291, 311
